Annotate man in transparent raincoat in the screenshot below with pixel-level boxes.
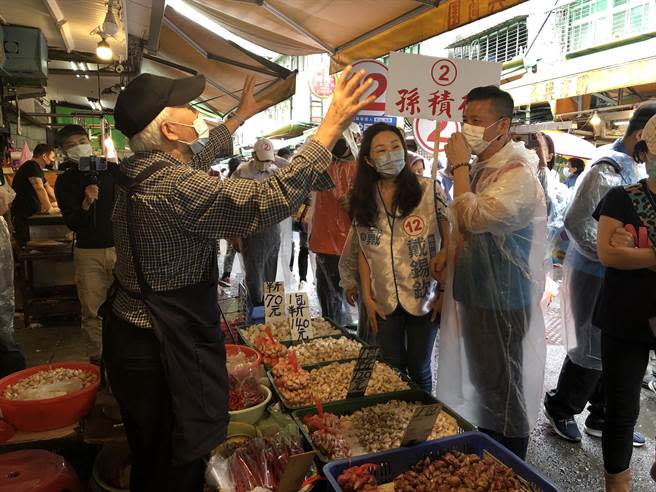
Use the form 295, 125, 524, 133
544, 102, 656, 444
436, 86, 546, 459
0, 177, 26, 378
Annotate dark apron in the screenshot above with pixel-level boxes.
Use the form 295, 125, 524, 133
109, 161, 228, 464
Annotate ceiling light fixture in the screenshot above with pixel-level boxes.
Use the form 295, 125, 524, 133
96, 37, 113, 61
102, 1, 120, 37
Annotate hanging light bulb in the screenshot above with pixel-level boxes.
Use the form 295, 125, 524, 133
590, 111, 601, 126
96, 37, 113, 61
102, 1, 120, 37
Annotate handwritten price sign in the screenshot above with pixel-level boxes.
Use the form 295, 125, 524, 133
287, 292, 313, 342
264, 281, 286, 323
386, 52, 501, 122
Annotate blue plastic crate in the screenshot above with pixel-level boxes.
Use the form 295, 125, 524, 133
323, 432, 559, 492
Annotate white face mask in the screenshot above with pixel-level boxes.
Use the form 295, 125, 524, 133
562, 168, 571, 178
170, 114, 210, 154
373, 149, 406, 178
66, 143, 93, 162
462, 119, 503, 155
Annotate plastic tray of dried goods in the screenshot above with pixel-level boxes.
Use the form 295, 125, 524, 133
266, 359, 419, 412
292, 390, 475, 464
237, 317, 346, 348
324, 432, 558, 492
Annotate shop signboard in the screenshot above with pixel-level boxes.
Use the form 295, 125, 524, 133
309, 69, 336, 99
353, 114, 398, 134
264, 281, 286, 323
287, 292, 313, 342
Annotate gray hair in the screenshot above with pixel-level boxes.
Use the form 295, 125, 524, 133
128, 107, 171, 152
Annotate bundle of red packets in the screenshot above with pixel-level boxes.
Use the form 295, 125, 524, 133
209, 432, 306, 492
228, 372, 264, 411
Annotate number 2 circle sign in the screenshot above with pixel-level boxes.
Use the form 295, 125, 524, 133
351, 59, 388, 117
431, 59, 457, 86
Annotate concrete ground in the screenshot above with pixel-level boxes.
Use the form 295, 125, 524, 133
11, 245, 656, 491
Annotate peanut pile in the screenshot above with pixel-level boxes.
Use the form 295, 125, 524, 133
308, 361, 410, 403
341, 400, 460, 454
289, 337, 363, 366
4, 368, 97, 400
241, 318, 339, 344
393, 452, 530, 492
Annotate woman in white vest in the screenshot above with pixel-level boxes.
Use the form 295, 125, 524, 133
345, 123, 449, 392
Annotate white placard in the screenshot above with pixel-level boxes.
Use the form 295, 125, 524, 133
287, 292, 313, 342
264, 281, 286, 323
386, 52, 501, 121
352, 59, 389, 117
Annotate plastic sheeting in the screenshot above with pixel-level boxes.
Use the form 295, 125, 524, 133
437, 140, 547, 438
561, 141, 645, 370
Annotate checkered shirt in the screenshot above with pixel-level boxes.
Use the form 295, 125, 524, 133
112, 125, 333, 328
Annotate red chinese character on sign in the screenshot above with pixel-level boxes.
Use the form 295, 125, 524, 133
396, 88, 421, 115
458, 95, 467, 112
428, 90, 455, 118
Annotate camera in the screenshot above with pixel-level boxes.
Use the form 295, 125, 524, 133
78, 156, 108, 174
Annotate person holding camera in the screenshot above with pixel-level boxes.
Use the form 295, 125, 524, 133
54, 125, 116, 361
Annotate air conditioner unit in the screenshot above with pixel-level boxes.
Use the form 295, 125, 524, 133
2, 25, 48, 85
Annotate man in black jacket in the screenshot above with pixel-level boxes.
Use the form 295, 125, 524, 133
54, 125, 115, 360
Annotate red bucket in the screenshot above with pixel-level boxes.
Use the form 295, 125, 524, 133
0, 362, 100, 432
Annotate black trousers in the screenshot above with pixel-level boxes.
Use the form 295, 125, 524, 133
315, 253, 347, 325
601, 332, 654, 474
545, 356, 604, 420
461, 305, 531, 458
103, 316, 208, 492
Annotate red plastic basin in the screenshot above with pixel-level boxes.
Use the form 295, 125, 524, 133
225, 344, 262, 373
0, 362, 100, 432
0, 450, 80, 492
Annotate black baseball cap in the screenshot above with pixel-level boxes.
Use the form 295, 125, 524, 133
114, 73, 206, 138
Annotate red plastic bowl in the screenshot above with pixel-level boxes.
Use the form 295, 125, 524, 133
225, 344, 262, 373
0, 362, 100, 432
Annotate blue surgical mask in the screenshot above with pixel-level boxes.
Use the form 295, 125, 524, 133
373, 149, 405, 178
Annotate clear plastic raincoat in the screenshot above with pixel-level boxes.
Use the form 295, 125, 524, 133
561, 139, 644, 370
437, 140, 547, 438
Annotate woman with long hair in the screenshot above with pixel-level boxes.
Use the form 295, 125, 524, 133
344, 123, 449, 392
594, 115, 656, 491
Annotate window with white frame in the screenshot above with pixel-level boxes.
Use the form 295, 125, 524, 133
557, 0, 655, 53
448, 19, 528, 63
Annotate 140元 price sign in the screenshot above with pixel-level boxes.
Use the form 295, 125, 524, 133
287, 292, 313, 342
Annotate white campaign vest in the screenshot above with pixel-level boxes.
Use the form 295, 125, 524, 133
356, 178, 440, 316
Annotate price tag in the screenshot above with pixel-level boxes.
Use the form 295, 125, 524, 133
287, 292, 313, 342
400, 403, 443, 446
276, 451, 316, 492
346, 346, 380, 398
264, 281, 286, 323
